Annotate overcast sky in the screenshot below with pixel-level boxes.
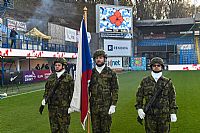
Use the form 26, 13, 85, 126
191, 0, 200, 6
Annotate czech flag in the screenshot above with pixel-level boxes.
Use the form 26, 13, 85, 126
70, 19, 92, 129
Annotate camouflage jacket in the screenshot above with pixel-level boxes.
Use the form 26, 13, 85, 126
43, 72, 74, 107
89, 66, 119, 106
135, 75, 178, 115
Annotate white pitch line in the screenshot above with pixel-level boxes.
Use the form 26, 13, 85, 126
4, 89, 45, 98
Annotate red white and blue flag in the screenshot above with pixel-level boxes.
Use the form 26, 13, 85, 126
70, 19, 92, 129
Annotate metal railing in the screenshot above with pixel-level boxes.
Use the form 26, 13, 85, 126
0, 36, 78, 53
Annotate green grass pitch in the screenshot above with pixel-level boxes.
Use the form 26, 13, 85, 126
0, 71, 200, 133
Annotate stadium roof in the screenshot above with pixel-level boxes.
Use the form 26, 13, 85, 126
136, 17, 194, 27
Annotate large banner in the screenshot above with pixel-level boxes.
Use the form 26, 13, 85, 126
23, 70, 51, 83
65, 27, 77, 42
0, 70, 51, 85
0, 72, 23, 85
77, 31, 91, 43
107, 57, 122, 69
131, 57, 146, 70
0, 48, 77, 58
7, 19, 27, 32
168, 64, 200, 70
104, 39, 132, 56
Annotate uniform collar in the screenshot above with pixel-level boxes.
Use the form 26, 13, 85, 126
151, 71, 162, 82
95, 64, 105, 74
56, 69, 65, 78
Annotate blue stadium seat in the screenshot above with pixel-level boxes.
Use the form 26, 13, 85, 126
179, 49, 198, 64
138, 36, 194, 46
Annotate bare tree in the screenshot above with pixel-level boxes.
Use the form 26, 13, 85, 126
131, 0, 195, 19
65, 0, 200, 19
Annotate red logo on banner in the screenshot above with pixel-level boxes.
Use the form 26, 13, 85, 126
109, 10, 124, 27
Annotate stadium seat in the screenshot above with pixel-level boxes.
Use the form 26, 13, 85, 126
179, 49, 198, 64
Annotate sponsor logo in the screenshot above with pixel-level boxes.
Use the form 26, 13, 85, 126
113, 46, 128, 50
108, 60, 121, 67
107, 45, 128, 52
24, 71, 36, 81
108, 45, 113, 51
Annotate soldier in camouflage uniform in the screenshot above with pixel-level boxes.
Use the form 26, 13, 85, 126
89, 49, 119, 133
39, 58, 74, 133
135, 57, 178, 133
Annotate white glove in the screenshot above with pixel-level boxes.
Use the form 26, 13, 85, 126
170, 114, 177, 122
108, 105, 116, 115
41, 99, 46, 106
88, 80, 91, 88
138, 109, 145, 119
68, 107, 74, 114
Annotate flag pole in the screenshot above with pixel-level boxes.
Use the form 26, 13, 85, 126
83, 6, 90, 133
83, 6, 87, 30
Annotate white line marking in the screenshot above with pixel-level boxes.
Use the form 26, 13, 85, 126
4, 89, 44, 98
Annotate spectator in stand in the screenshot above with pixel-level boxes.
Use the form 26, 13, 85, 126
45, 64, 49, 69
41, 64, 45, 70
35, 64, 40, 70
65, 63, 71, 74
71, 63, 76, 79
10, 28, 18, 48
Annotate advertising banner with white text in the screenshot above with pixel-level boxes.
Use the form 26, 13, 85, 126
104, 39, 132, 56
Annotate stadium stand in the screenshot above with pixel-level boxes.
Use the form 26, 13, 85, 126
138, 36, 194, 46
179, 49, 198, 64
0, 23, 77, 53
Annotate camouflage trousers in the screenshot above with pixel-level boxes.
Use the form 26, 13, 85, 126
48, 105, 70, 133
144, 114, 170, 133
90, 104, 112, 133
